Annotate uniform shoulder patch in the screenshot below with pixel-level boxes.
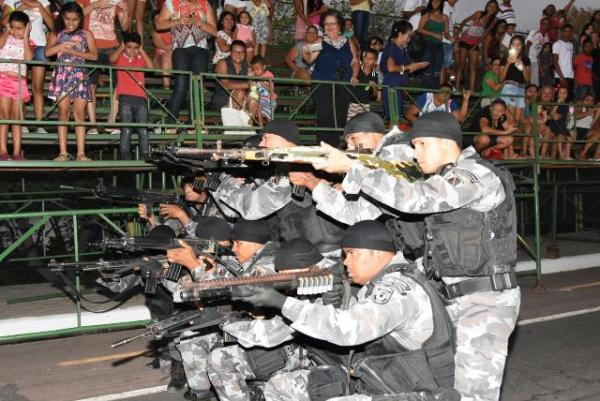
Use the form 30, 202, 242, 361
372, 284, 395, 304
379, 273, 412, 295
443, 166, 480, 185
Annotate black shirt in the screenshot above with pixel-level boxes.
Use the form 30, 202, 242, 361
472, 106, 508, 132
502, 56, 531, 84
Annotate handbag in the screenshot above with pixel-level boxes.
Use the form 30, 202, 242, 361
220, 97, 255, 136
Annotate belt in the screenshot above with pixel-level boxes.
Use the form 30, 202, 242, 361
503, 80, 525, 88
441, 271, 518, 300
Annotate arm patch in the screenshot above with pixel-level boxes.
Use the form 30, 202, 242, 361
443, 167, 480, 185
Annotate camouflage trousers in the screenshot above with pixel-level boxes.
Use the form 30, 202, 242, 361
445, 287, 521, 401
177, 332, 223, 391
207, 344, 310, 401
263, 369, 311, 401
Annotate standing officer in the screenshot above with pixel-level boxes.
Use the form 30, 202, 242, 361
234, 221, 457, 400
313, 112, 520, 401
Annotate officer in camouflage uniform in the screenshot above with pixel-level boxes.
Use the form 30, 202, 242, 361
208, 120, 345, 254
206, 238, 338, 401
313, 112, 520, 401
289, 112, 414, 225
235, 221, 458, 401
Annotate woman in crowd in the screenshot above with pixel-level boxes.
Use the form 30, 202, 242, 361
483, 19, 507, 65
213, 11, 236, 65
284, 24, 320, 80
481, 56, 502, 108
380, 19, 428, 122
456, 0, 498, 91
579, 23, 595, 47
156, 0, 216, 130
500, 34, 530, 127
293, 0, 326, 41
303, 9, 359, 146
417, 0, 449, 88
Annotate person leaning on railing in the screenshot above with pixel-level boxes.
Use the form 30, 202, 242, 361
303, 9, 360, 146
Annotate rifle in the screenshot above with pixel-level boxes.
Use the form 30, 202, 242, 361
150, 146, 423, 182
110, 307, 244, 348
90, 236, 222, 255
177, 267, 335, 302
48, 257, 144, 280
60, 184, 187, 218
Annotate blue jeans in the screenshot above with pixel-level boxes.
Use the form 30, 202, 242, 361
119, 95, 149, 160
168, 46, 209, 123
575, 85, 593, 101
351, 10, 370, 52
442, 42, 453, 68
422, 40, 444, 89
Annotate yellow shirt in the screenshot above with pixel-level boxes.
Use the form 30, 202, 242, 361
350, 0, 370, 12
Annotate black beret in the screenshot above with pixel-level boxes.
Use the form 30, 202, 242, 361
195, 217, 232, 241
343, 112, 386, 138
341, 221, 396, 252
243, 134, 263, 148
147, 225, 176, 240
408, 111, 462, 147
274, 238, 324, 271
261, 120, 301, 145
230, 219, 270, 244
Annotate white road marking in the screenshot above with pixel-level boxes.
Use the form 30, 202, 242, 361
518, 305, 600, 326
74, 385, 167, 401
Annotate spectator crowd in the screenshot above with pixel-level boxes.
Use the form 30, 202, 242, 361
0, 0, 598, 161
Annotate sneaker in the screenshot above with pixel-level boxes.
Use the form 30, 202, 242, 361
21, 126, 29, 134
0, 153, 11, 161
110, 129, 121, 135
35, 127, 48, 134
484, 148, 504, 161
87, 128, 99, 135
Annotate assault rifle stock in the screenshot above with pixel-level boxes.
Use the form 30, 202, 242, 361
90, 236, 222, 255
150, 146, 423, 182
177, 267, 335, 302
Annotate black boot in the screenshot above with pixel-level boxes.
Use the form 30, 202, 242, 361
167, 358, 187, 393
184, 389, 218, 401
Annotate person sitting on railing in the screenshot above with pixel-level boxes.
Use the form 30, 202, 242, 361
576, 93, 600, 160
471, 98, 517, 160
405, 82, 470, 125
284, 24, 319, 81
0, 11, 32, 161
211, 39, 250, 111
45, 2, 98, 161
2, 0, 55, 135
247, 54, 276, 126
109, 32, 153, 161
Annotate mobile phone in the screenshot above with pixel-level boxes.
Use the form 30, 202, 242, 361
308, 42, 322, 52
509, 47, 517, 57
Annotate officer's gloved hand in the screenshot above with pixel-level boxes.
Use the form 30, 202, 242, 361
230, 285, 287, 309
321, 281, 344, 307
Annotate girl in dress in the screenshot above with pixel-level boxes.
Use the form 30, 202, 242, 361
45, 2, 98, 161
248, 0, 270, 57
236, 11, 255, 62
0, 11, 32, 161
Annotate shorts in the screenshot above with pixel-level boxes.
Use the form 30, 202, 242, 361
576, 127, 589, 141
442, 42, 454, 68
33, 46, 48, 62
0, 73, 31, 102
459, 41, 476, 50
501, 83, 525, 109
155, 48, 171, 57
259, 97, 276, 120
90, 47, 118, 85
547, 119, 569, 136
224, 0, 248, 8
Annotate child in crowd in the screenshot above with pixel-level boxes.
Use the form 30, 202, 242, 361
343, 18, 354, 39
110, 32, 153, 161
538, 43, 554, 87
546, 86, 574, 159
0, 11, 32, 161
247, 55, 276, 126
576, 94, 600, 160
236, 11, 255, 62
247, 0, 270, 58
45, 2, 97, 161
520, 84, 552, 158
573, 39, 594, 101
151, 11, 172, 89
347, 48, 380, 120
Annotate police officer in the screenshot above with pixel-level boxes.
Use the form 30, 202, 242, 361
234, 221, 457, 400
313, 112, 520, 401
208, 120, 345, 254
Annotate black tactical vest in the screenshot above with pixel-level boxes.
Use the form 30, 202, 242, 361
423, 157, 517, 278
350, 264, 456, 395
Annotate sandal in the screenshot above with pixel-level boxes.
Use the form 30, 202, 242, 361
53, 153, 71, 161
77, 153, 93, 161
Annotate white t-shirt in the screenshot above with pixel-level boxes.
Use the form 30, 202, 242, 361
502, 32, 513, 49
552, 39, 574, 78
526, 30, 549, 61
399, 0, 425, 12
5, 0, 51, 46
498, 3, 516, 25
443, 2, 456, 37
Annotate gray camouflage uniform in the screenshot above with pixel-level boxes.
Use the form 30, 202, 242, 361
312, 128, 414, 225
342, 147, 521, 401
262, 253, 435, 401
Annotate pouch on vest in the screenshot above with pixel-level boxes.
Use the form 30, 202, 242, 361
245, 346, 288, 380
351, 349, 437, 395
307, 365, 349, 401
384, 217, 426, 260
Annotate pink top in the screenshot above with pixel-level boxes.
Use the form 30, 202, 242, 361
0, 35, 27, 76
236, 23, 254, 44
